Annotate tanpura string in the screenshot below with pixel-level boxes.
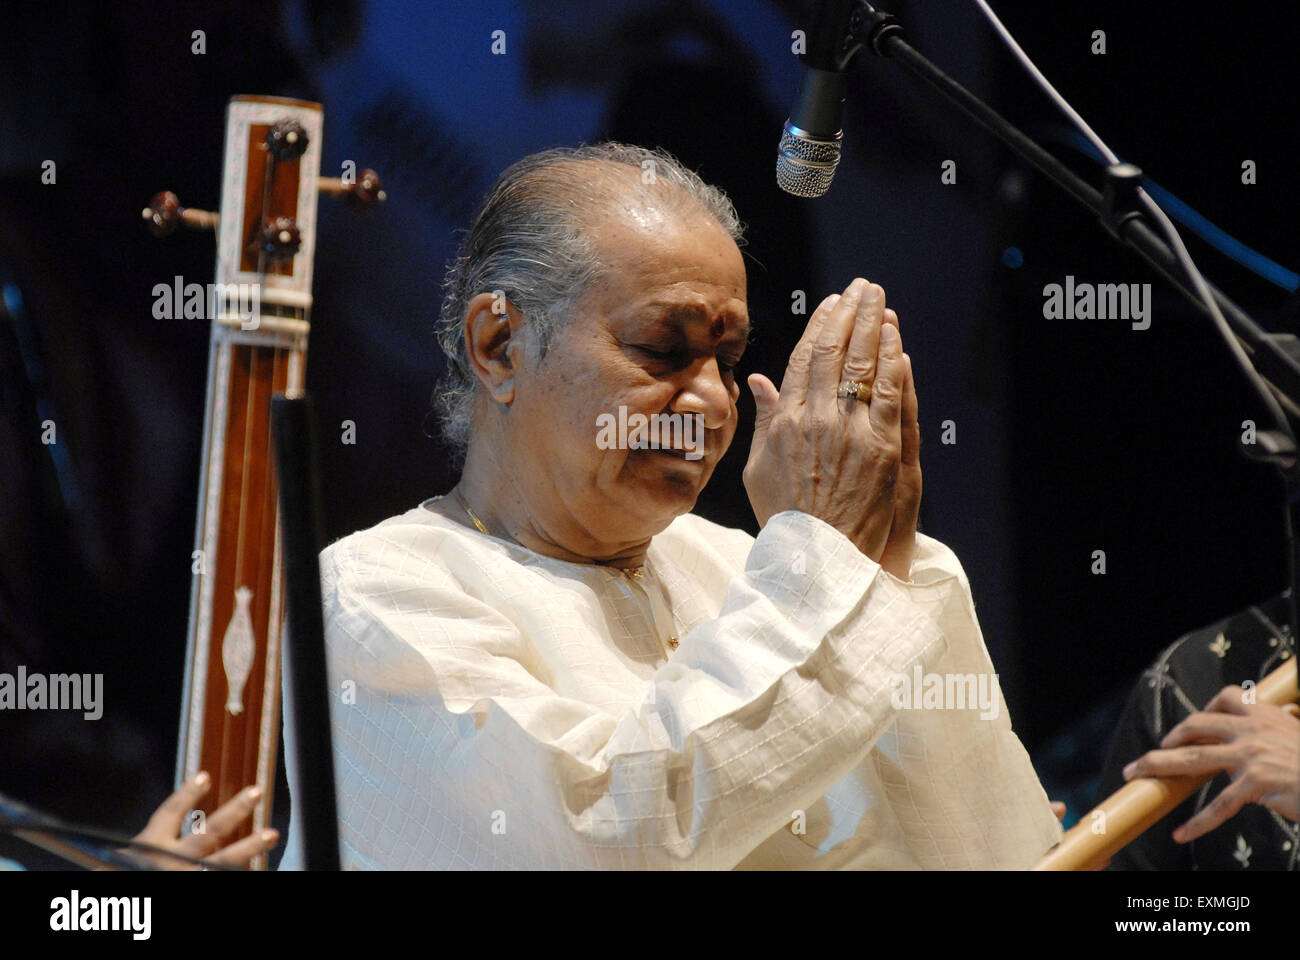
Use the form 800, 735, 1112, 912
250, 338, 281, 803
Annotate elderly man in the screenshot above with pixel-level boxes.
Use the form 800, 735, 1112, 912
279, 143, 1062, 869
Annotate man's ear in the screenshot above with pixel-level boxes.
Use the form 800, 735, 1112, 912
463, 291, 525, 404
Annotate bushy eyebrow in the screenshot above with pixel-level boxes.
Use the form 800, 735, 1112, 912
643, 303, 750, 340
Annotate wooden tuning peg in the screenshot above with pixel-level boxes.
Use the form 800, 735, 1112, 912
142, 191, 219, 237
318, 169, 387, 210
251, 216, 302, 260
266, 118, 310, 162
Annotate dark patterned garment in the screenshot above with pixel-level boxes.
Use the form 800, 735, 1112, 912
1099, 592, 1298, 870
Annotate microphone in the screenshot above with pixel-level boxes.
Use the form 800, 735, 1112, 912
777, 1, 900, 197
777, 0, 856, 197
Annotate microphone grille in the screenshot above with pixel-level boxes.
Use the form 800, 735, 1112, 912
777, 122, 842, 198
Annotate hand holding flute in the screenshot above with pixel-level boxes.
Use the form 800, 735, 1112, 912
1034, 658, 1298, 870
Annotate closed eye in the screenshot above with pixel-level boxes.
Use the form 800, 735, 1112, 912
635, 346, 676, 360
632, 344, 741, 376
631, 345, 687, 368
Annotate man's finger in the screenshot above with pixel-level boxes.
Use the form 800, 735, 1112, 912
1161, 712, 1245, 749
1203, 685, 1252, 716
1173, 779, 1254, 844
840, 282, 885, 399
867, 322, 906, 437
141, 771, 211, 838
778, 293, 840, 409
200, 829, 280, 870
748, 373, 780, 439
793, 293, 840, 353
899, 353, 919, 468
1125, 743, 1239, 780
808, 279, 869, 410
202, 785, 264, 843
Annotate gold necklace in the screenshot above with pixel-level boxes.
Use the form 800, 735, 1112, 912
429, 492, 490, 534
460, 497, 490, 536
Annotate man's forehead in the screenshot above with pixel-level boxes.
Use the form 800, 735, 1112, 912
589, 214, 747, 300
577, 169, 736, 253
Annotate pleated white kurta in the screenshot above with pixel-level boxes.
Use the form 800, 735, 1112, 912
280, 503, 1062, 869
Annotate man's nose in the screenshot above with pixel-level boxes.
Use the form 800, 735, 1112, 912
671, 357, 733, 430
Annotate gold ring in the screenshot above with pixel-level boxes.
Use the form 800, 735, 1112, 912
837, 380, 871, 403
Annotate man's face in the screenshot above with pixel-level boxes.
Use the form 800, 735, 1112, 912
507, 207, 749, 545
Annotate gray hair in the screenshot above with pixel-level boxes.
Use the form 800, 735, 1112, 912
432, 142, 745, 457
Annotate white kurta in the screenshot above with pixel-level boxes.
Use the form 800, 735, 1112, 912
279, 503, 1062, 869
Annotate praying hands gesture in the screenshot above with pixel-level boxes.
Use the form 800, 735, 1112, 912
744, 277, 921, 581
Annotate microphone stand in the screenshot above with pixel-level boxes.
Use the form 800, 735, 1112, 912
840, 1, 1300, 648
